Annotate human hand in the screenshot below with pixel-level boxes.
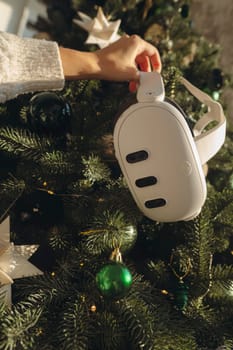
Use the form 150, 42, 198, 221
60, 35, 161, 92
95, 35, 162, 91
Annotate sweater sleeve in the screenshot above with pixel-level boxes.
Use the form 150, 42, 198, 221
0, 32, 65, 103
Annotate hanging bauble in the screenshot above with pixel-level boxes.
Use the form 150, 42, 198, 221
96, 261, 132, 299
28, 92, 72, 132
169, 253, 191, 310
173, 280, 189, 310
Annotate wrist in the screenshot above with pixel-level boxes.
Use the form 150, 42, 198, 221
59, 47, 100, 80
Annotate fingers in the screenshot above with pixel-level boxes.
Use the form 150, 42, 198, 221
135, 54, 151, 72
130, 34, 162, 72
128, 35, 162, 92
150, 53, 162, 73
129, 81, 138, 92
129, 54, 150, 92
138, 48, 162, 73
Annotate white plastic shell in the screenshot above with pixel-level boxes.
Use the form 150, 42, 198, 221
113, 101, 207, 222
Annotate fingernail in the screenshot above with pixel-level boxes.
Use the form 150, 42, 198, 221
129, 81, 137, 92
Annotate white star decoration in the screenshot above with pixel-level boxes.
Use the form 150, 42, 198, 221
0, 216, 43, 306
73, 7, 121, 48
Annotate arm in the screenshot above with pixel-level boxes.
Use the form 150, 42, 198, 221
0, 31, 64, 103
59, 35, 161, 82
0, 32, 161, 103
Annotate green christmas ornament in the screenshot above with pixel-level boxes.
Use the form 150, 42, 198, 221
96, 248, 132, 299
174, 280, 189, 310
169, 253, 191, 310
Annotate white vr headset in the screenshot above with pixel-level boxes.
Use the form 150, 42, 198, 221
113, 72, 226, 222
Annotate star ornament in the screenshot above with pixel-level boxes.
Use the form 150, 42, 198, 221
73, 7, 121, 48
0, 216, 43, 306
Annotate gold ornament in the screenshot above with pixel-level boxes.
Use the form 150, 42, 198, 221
169, 252, 192, 281
110, 247, 122, 263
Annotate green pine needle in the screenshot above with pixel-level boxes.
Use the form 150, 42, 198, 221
0, 127, 50, 161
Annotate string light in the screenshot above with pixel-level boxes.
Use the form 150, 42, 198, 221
36, 328, 43, 336
90, 304, 97, 312
161, 289, 169, 295
47, 190, 54, 195
36, 186, 88, 200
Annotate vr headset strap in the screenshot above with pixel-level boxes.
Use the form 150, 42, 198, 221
180, 77, 226, 165
137, 72, 226, 165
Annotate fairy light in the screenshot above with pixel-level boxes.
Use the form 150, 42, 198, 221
90, 304, 97, 312
36, 328, 43, 336
161, 289, 169, 295
47, 190, 54, 195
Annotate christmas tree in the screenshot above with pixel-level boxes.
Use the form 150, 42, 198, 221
0, 0, 233, 349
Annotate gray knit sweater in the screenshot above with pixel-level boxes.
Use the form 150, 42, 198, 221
0, 31, 64, 103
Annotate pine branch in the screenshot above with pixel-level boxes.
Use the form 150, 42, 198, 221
91, 311, 126, 350
82, 154, 111, 185
209, 264, 233, 298
15, 274, 71, 305
0, 127, 51, 161
39, 151, 76, 175
56, 300, 90, 350
0, 177, 25, 221
185, 215, 214, 279
81, 210, 137, 256
0, 302, 42, 350
115, 297, 155, 350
